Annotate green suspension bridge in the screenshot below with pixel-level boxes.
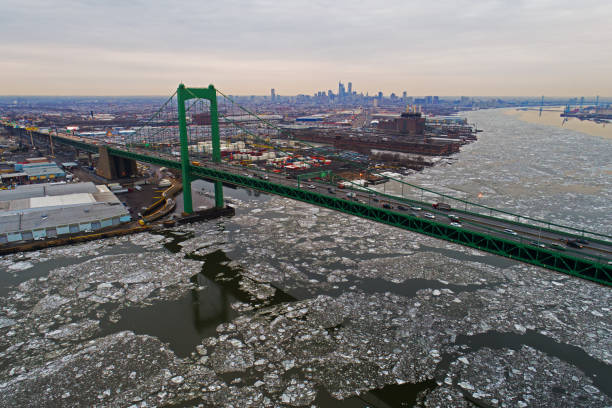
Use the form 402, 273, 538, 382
3, 84, 612, 286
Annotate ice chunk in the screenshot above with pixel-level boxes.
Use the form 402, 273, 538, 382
8, 261, 34, 271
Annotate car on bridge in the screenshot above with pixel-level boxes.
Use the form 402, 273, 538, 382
424, 212, 435, 219
383, 203, 393, 209
566, 239, 583, 249
411, 206, 422, 211
503, 228, 518, 236
530, 241, 546, 248
397, 205, 408, 211
550, 243, 566, 251
450, 222, 462, 227
432, 202, 451, 211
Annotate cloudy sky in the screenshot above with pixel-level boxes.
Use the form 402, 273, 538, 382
1, 0, 610, 96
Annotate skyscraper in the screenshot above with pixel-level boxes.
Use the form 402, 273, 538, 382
347, 82, 352, 95
270, 88, 276, 101
338, 81, 345, 98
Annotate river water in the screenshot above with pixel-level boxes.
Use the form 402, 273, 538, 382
0, 109, 610, 407
378, 109, 612, 235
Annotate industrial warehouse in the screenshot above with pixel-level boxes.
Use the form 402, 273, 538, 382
0, 182, 131, 244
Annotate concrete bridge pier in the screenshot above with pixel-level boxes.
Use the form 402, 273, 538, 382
96, 146, 137, 180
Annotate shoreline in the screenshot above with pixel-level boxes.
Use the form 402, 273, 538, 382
503, 107, 612, 140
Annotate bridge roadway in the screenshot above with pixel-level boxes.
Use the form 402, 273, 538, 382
7, 128, 612, 285
208, 160, 611, 261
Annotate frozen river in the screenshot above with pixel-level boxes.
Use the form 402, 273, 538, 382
0, 110, 611, 407
378, 109, 612, 235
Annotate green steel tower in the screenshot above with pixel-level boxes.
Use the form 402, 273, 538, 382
177, 84, 224, 213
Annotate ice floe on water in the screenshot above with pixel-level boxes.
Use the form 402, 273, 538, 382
428, 346, 610, 407
6, 261, 34, 272
0, 179, 610, 406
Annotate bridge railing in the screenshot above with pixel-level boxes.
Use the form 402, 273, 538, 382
371, 174, 612, 243
328, 173, 612, 246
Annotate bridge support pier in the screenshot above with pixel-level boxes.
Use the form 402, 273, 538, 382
96, 146, 137, 180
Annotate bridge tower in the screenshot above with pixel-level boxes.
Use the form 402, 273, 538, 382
177, 84, 224, 214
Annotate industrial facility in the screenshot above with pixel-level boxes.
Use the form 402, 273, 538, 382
0, 182, 131, 244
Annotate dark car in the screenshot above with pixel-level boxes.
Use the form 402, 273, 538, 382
397, 205, 407, 211
575, 238, 589, 245
383, 203, 393, 209
566, 239, 583, 249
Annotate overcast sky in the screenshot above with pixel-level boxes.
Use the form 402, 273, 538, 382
1, 0, 610, 96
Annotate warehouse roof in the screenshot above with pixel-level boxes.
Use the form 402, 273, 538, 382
0, 182, 99, 202
0, 202, 128, 233
23, 166, 65, 177
0, 182, 127, 234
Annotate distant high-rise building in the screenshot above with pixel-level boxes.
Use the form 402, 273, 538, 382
426, 95, 433, 105
338, 81, 346, 98
270, 88, 276, 101
378, 91, 383, 101
347, 82, 352, 95
433, 96, 439, 104
402, 91, 407, 101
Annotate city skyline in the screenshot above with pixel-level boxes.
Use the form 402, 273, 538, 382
1, 0, 611, 96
